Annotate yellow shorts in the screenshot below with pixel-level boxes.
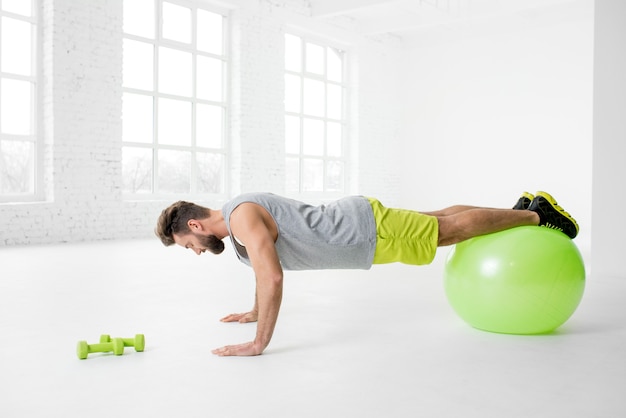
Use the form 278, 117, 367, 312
367, 198, 439, 266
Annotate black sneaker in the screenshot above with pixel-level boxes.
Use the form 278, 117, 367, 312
528, 191, 579, 239
513, 192, 534, 210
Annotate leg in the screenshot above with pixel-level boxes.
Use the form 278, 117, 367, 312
437, 208, 539, 246
423, 205, 487, 217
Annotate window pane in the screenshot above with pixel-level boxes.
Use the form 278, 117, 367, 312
162, 2, 191, 44
197, 9, 223, 54
302, 118, 324, 156
285, 157, 299, 192
196, 56, 222, 101
327, 84, 342, 120
196, 104, 222, 148
123, 39, 154, 90
284, 74, 301, 113
196, 152, 223, 193
285, 34, 301, 72
284, 35, 347, 194
123, 0, 154, 38
285, 115, 300, 154
327, 122, 342, 157
122, 0, 227, 197
302, 158, 323, 192
1, 17, 32, 76
123, 93, 153, 143
158, 149, 190, 193
327, 47, 343, 82
305, 42, 324, 75
303, 78, 324, 117
0, 139, 33, 194
122, 147, 152, 193
158, 47, 192, 96
1, 78, 32, 135
326, 160, 344, 192
2, 0, 32, 16
158, 98, 191, 146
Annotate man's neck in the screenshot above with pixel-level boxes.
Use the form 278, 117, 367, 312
207, 210, 229, 239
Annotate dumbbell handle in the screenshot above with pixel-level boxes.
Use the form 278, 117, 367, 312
100, 334, 145, 352
77, 338, 124, 359
88, 342, 119, 353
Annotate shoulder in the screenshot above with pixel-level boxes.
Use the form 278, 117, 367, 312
231, 201, 266, 220
230, 202, 277, 237
223, 193, 275, 212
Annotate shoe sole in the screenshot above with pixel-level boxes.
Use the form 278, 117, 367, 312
535, 191, 580, 236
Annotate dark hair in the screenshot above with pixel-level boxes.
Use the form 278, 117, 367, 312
155, 201, 210, 246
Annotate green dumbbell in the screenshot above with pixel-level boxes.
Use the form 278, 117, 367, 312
77, 338, 124, 360
99, 334, 145, 352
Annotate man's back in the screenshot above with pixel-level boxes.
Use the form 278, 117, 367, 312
222, 193, 377, 270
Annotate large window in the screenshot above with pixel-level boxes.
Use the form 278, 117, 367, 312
0, 0, 38, 202
284, 33, 347, 195
122, 0, 227, 197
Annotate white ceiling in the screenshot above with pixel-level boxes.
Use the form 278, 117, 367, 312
309, 0, 590, 46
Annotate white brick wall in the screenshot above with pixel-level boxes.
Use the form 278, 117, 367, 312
0, 0, 125, 246
229, 2, 286, 196
0, 0, 403, 246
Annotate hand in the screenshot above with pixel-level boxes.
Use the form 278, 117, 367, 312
220, 311, 258, 323
212, 341, 264, 357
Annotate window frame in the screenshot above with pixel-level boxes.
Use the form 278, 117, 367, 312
121, 0, 230, 201
284, 31, 349, 199
0, 0, 42, 203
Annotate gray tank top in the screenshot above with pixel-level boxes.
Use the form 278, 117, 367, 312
221, 193, 377, 270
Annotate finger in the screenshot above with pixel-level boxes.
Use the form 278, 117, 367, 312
212, 344, 243, 356
220, 313, 243, 322
211, 346, 228, 356
212, 342, 259, 357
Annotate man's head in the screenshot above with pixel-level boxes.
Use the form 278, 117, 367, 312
156, 201, 225, 254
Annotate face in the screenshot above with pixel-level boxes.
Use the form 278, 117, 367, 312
175, 232, 225, 255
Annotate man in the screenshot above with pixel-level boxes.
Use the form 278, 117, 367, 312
155, 191, 578, 357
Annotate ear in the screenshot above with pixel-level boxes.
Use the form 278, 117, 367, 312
187, 219, 202, 231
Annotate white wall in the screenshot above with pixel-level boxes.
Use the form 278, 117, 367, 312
350, 39, 404, 205
592, 0, 626, 279
1, 0, 599, 254
0, 0, 126, 245
398, 0, 594, 254
0, 0, 404, 246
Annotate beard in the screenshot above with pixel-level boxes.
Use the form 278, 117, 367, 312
198, 234, 225, 255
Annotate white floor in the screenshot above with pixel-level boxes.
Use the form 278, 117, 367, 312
1, 239, 624, 418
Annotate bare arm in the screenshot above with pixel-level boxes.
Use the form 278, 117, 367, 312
212, 203, 283, 356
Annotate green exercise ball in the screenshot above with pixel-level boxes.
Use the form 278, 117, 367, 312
444, 226, 585, 334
